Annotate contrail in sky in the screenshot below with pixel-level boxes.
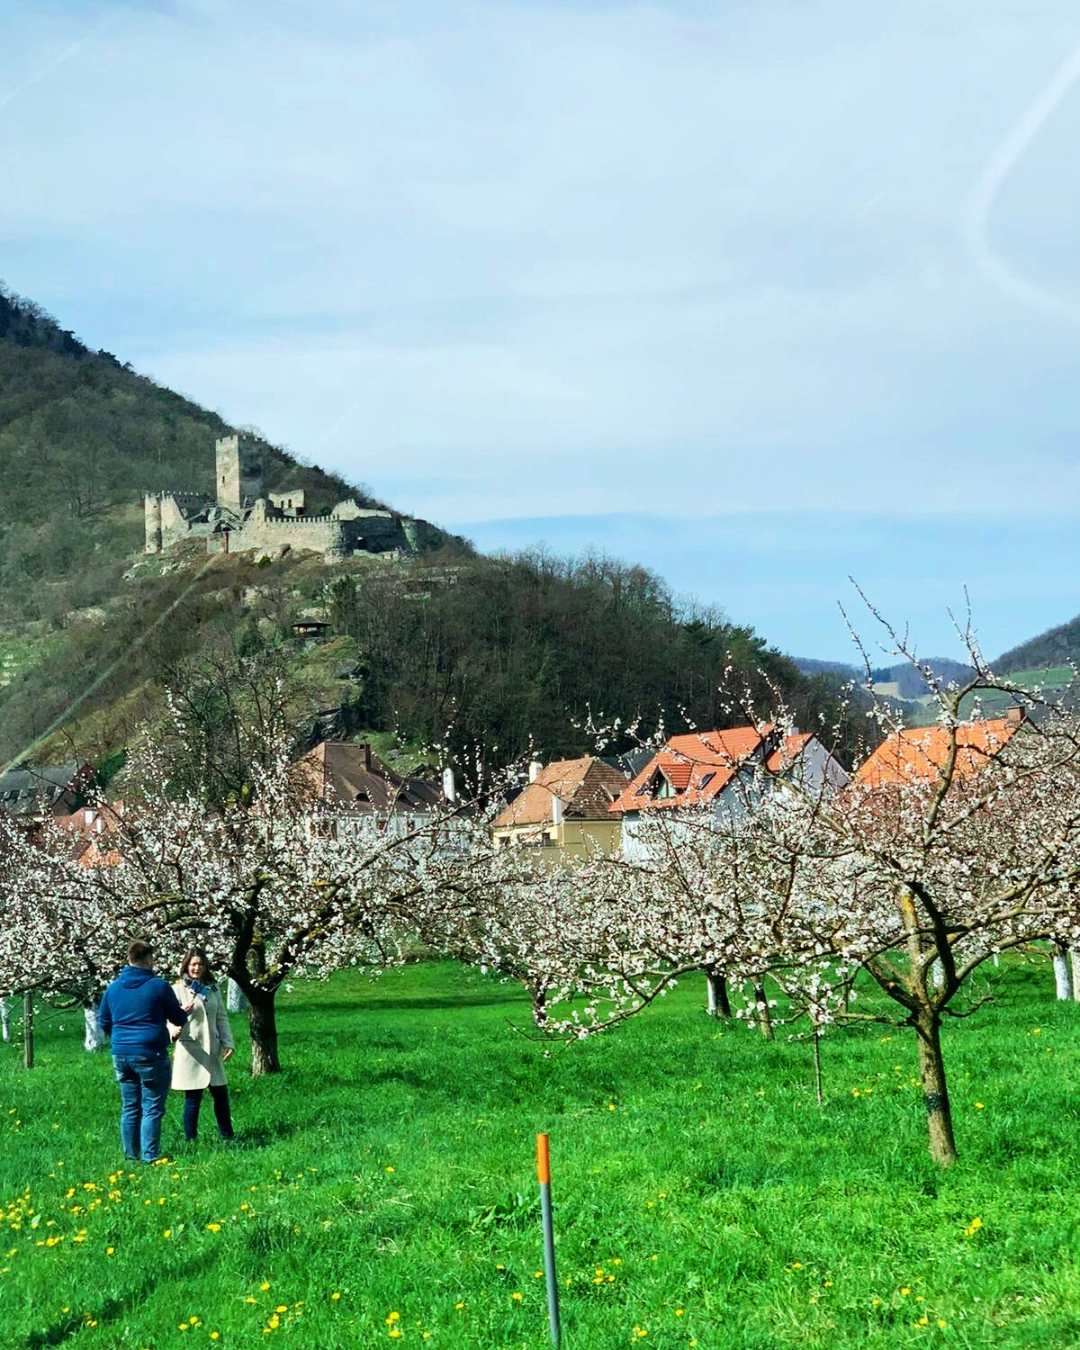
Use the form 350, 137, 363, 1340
0, 13, 118, 115
967, 36, 1080, 323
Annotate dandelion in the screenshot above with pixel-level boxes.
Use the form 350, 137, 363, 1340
106, 1246, 115, 1256
454, 1302, 465, 1311
917, 1315, 929, 1326
938, 1319, 947, 1328
210, 1335, 221, 1342
675, 1309, 684, 1317
389, 1331, 402, 1341
900, 1287, 911, 1296
268, 1315, 280, 1330
385, 1166, 395, 1173
974, 1102, 984, 1110
386, 1312, 401, 1324
275, 1305, 288, 1314
511, 1292, 523, 1302
331, 1292, 342, 1302
260, 1282, 271, 1291
163, 1229, 172, 1239
206, 1223, 222, 1233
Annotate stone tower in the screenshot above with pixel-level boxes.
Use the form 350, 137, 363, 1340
215, 433, 263, 514
144, 493, 163, 554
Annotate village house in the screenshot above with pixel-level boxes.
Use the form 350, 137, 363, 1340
853, 709, 1025, 789
294, 741, 448, 840
0, 762, 93, 825
608, 726, 848, 861
491, 756, 628, 860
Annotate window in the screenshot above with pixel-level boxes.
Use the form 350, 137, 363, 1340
698, 772, 716, 790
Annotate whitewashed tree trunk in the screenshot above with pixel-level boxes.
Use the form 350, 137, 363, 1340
931, 960, 945, 989
226, 978, 249, 1013
0, 997, 9, 1043
1053, 945, 1072, 1001
83, 1000, 104, 1051
1071, 948, 1080, 1003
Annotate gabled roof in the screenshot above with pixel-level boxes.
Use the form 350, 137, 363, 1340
608, 727, 776, 814
854, 718, 1021, 789
493, 757, 628, 829
0, 763, 90, 817
296, 742, 443, 813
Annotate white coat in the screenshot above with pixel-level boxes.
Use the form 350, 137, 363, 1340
168, 982, 234, 1090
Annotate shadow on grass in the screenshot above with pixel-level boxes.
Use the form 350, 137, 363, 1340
307, 990, 527, 1015
25, 1253, 215, 1347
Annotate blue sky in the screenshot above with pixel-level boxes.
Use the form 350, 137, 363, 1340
2, 0, 1079, 661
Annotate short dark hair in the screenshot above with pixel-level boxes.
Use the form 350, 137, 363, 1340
127, 939, 154, 966
179, 947, 216, 986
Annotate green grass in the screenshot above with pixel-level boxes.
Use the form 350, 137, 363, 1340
3, 961, 1080, 1350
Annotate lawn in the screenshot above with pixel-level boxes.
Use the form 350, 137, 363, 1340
3, 959, 1080, 1350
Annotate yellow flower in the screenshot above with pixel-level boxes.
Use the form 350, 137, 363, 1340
386, 1312, 401, 1324
917, 1315, 929, 1326
535, 1270, 543, 1278
206, 1223, 222, 1233
675, 1309, 684, 1317
275, 1305, 288, 1314
511, 1292, 523, 1302
268, 1315, 280, 1330
389, 1331, 402, 1340
974, 1102, 984, 1110
211, 1335, 221, 1342
938, 1319, 947, 1329
331, 1292, 341, 1301
900, 1287, 911, 1297
163, 1229, 172, 1239
245, 1297, 257, 1304
260, 1282, 271, 1291
106, 1247, 115, 1256
386, 1166, 395, 1173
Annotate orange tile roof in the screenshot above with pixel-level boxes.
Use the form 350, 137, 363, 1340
608, 726, 776, 814
854, 718, 1021, 789
493, 757, 629, 828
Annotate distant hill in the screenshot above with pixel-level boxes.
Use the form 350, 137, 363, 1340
0, 286, 851, 772
995, 616, 1080, 675
794, 655, 974, 700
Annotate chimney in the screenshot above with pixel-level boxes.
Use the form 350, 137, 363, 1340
528, 760, 543, 783
361, 743, 372, 770
442, 767, 457, 803
552, 795, 564, 826
1005, 706, 1025, 726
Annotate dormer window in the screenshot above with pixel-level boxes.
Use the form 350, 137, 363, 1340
697, 772, 715, 790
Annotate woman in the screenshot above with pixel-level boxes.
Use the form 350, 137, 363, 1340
169, 948, 235, 1142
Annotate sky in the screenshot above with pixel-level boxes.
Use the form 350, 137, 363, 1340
2, 0, 1080, 662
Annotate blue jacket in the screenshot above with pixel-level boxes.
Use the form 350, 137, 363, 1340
99, 966, 188, 1056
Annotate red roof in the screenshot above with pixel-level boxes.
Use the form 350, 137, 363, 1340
854, 718, 1021, 789
608, 726, 776, 814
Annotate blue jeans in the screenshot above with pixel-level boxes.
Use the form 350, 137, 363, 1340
113, 1052, 171, 1162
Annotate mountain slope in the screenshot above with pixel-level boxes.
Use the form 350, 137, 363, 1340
0, 286, 849, 772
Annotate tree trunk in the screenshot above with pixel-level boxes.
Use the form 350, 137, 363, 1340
247, 988, 280, 1077
753, 983, 774, 1041
23, 991, 34, 1070
0, 997, 9, 1044
706, 969, 732, 1018
531, 981, 549, 1028
83, 1000, 104, 1052
1053, 945, 1072, 1001
914, 1008, 957, 1166
1071, 947, 1080, 1003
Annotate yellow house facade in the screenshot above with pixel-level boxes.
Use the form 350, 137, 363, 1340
491, 756, 627, 862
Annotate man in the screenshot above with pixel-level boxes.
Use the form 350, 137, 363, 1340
99, 939, 188, 1163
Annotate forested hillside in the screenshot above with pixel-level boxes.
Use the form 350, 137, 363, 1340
996, 615, 1080, 674
0, 284, 852, 772
0, 285, 402, 630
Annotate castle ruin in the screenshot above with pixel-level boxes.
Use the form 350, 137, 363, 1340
145, 434, 417, 562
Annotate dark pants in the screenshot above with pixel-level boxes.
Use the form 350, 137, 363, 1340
182, 1084, 234, 1141
113, 1052, 171, 1162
